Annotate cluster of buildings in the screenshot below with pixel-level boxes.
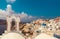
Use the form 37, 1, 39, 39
19, 17, 60, 37
0, 4, 60, 39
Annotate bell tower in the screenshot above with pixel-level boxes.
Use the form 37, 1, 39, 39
6, 14, 20, 32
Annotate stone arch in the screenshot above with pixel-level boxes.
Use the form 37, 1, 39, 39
6, 15, 20, 32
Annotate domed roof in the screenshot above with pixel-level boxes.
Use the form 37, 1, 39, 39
1, 32, 25, 39
34, 33, 57, 39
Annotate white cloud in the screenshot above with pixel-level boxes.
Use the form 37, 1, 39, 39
0, 9, 7, 19
19, 12, 37, 22
6, 0, 16, 3
0, 4, 38, 22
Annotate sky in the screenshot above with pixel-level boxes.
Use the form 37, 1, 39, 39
0, 0, 60, 18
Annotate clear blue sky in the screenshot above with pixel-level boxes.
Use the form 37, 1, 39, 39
0, 0, 60, 18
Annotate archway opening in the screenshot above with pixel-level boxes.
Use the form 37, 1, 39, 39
11, 19, 16, 31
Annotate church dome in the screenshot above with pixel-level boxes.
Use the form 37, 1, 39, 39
34, 33, 57, 39
1, 32, 25, 39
